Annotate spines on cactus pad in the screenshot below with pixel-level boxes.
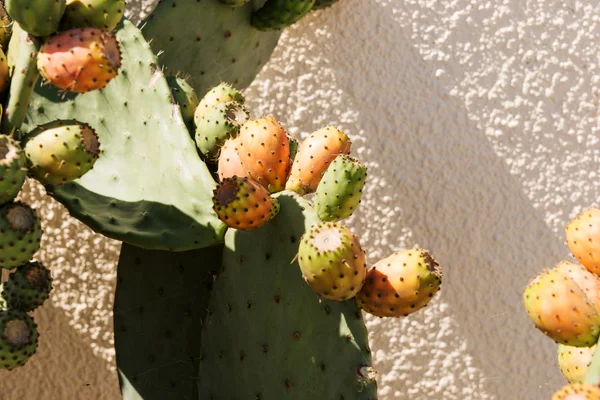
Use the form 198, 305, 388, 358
197, 191, 378, 399
22, 19, 226, 251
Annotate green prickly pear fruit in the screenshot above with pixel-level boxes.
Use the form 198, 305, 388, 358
167, 75, 199, 132
37, 27, 121, 93
566, 208, 600, 276
356, 248, 442, 317
286, 126, 352, 195
196, 82, 245, 119
558, 343, 596, 384
551, 383, 600, 399
312, 0, 339, 10
297, 222, 367, 301
252, 0, 316, 31
0, 135, 27, 206
5, 0, 65, 37
523, 267, 600, 347
217, 136, 246, 181
0, 202, 42, 270
195, 101, 249, 161
0, 309, 38, 370
238, 116, 290, 193
213, 176, 279, 231
218, 0, 250, 7
24, 120, 100, 185
288, 134, 299, 162
0, 4, 11, 50
1, 261, 52, 312
61, 0, 125, 31
314, 154, 367, 222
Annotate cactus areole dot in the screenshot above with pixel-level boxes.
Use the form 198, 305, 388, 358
3, 319, 30, 346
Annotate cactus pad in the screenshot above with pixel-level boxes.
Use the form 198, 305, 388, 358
251, 0, 316, 31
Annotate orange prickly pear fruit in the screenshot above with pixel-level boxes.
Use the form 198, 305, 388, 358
285, 126, 352, 195
566, 208, 600, 275
555, 261, 600, 311
523, 267, 600, 347
356, 248, 442, 318
212, 176, 279, 231
551, 383, 600, 399
238, 117, 290, 193
37, 27, 121, 93
217, 136, 246, 181
558, 343, 596, 384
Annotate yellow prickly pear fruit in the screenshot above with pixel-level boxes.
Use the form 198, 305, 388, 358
566, 208, 600, 276
558, 344, 596, 384
551, 383, 600, 399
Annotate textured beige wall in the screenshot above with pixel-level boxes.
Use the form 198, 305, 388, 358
4, 0, 598, 398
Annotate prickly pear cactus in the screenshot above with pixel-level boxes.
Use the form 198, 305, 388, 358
198, 192, 377, 399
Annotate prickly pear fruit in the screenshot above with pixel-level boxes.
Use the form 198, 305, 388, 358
313, 0, 339, 10
252, 0, 316, 31
24, 121, 100, 185
556, 260, 600, 311
37, 27, 121, 93
286, 126, 352, 195
0, 202, 42, 270
5, 0, 65, 37
314, 154, 367, 222
167, 75, 199, 132
298, 222, 367, 301
566, 208, 600, 275
218, 0, 250, 7
288, 135, 299, 162
523, 267, 600, 347
0, 46, 8, 95
238, 117, 290, 193
551, 383, 600, 400
61, 0, 125, 31
1, 261, 52, 312
356, 248, 442, 318
0, 135, 27, 206
558, 344, 596, 384
213, 176, 279, 231
0, 309, 38, 370
0, 4, 10, 50
217, 136, 246, 181
196, 82, 245, 119
195, 102, 249, 161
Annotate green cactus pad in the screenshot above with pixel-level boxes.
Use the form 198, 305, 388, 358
0, 202, 42, 270
22, 20, 226, 251
0, 135, 27, 205
314, 155, 367, 222
198, 192, 378, 399
312, 0, 339, 10
5, 0, 65, 37
141, 0, 281, 95
218, 0, 251, 7
166, 75, 199, 133
251, 0, 316, 31
114, 243, 223, 400
24, 120, 100, 185
1, 261, 52, 312
0, 309, 38, 370
195, 101, 249, 160
61, 0, 125, 31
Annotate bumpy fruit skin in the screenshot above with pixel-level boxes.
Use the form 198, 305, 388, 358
217, 136, 245, 181
552, 383, 600, 400
252, 0, 316, 31
37, 27, 121, 93
167, 75, 199, 131
195, 101, 249, 161
298, 222, 367, 301
213, 176, 279, 230
0, 309, 38, 370
356, 248, 442, 318
286, 126, 352, 195
0, 46, 8, 95
1, 261, 52, 312
5, 0, 65, 37
567, 209, 600, 275
556, 260, 600, 311
24, 120, 100, 185
0, 135, 27, 206
61, 0, 126, 31
523, 267, 600, 347
558, 344, 596, 384
314, 154, 367, 222
238, 117, 290, 193
0, 202, 42, 270
196, 83, 245, 119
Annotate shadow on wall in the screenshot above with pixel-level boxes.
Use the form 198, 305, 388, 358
245, 0, 567, 398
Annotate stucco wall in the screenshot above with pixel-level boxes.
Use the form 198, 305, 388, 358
2, 0, 596, 398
